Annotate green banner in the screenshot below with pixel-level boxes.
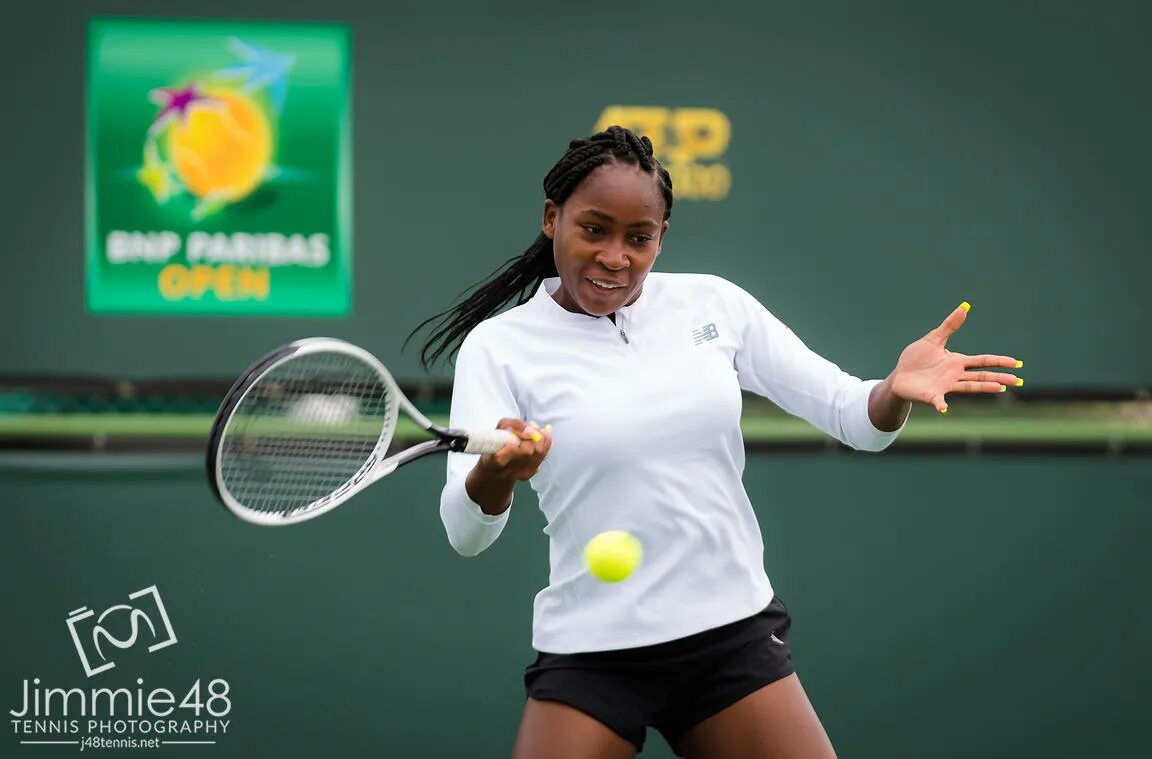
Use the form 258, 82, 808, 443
86, 19, 351, 315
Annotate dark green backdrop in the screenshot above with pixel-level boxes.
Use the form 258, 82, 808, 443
0, 0, 1148, 385
2, 454, 1149, 757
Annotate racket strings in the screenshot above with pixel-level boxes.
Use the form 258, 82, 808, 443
219, 351, 394, 515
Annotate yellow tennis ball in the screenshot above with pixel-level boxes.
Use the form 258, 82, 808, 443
584, 531, 643, 583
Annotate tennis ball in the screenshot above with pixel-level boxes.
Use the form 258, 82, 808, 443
584, 531, 643, 583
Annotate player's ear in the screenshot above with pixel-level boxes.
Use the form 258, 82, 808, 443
542, 200, 559, 240
656, 219, 669, 255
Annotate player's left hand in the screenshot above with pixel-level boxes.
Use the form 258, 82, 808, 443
888, 302, 1023, 414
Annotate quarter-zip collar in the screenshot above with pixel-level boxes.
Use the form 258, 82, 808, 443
529, 276, 651, 329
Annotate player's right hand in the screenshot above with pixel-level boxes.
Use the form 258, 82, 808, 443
478, 418, 552, 482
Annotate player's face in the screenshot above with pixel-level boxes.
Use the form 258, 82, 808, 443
542, 162, 669, 317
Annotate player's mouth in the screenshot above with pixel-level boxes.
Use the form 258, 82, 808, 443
587, 277, 627, 294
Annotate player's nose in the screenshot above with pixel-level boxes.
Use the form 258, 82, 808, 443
594, 242, 629, 271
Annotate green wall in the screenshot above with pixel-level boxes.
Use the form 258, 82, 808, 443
2, 453, 1149, 756
0, 0, 1149, 385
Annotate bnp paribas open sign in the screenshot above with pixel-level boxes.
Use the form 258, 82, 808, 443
86, 19, 351, 316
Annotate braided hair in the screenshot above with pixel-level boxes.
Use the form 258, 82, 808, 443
408, 125, 674, 370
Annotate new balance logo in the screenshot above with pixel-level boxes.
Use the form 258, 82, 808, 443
692, 322, 719, 345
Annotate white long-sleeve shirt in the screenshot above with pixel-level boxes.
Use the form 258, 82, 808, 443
440, 272, 906, 654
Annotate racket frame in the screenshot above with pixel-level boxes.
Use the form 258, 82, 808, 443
207, 337, 504, 526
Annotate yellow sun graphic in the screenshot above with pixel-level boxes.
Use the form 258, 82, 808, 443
166, 89, 272, 203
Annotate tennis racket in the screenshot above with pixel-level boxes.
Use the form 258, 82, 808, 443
206, 337, 517, 526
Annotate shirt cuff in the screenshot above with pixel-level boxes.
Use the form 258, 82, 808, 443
850, 378, 908, 451
439, 468, 511, 556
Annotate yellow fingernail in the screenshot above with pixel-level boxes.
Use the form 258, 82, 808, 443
1015, 360, 1023, 368
1000, 386, 1007, 392
940, 406, 948, 414
959, 302, 971, 312
530, 421, 538, 428
544, 424, 552, 432
531, 433, 542, 442
1016, 378, 1024, 387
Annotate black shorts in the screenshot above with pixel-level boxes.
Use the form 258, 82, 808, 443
523, 596, 795, 755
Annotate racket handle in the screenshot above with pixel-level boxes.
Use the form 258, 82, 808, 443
463, 429, 521, 454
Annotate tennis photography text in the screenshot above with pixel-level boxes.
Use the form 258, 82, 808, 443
10, 677, 231, 743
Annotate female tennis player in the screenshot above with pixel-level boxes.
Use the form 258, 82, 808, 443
411, 126, 1022, 758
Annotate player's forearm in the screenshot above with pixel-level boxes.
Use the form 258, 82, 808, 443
466, 462, 517, 515
868, 376, 912, 432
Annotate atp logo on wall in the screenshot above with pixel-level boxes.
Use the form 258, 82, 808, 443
86, 19, 351, 315
594, 106, 732, 201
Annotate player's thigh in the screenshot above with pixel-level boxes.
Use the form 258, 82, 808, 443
679, 673, 836, 759
511, 697, 638, 759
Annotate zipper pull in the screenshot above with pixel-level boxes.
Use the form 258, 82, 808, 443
620, 328, 630, 344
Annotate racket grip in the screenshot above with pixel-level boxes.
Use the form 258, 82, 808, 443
464, 429, 520, 454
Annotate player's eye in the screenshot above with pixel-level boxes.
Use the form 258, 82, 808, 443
580, 224, 604, 236
630, 234, 654, 244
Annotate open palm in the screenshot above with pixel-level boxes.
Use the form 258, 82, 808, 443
889, 304, 1022, 413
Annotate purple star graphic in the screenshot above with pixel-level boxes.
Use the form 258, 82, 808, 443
147, 84, 211, 135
